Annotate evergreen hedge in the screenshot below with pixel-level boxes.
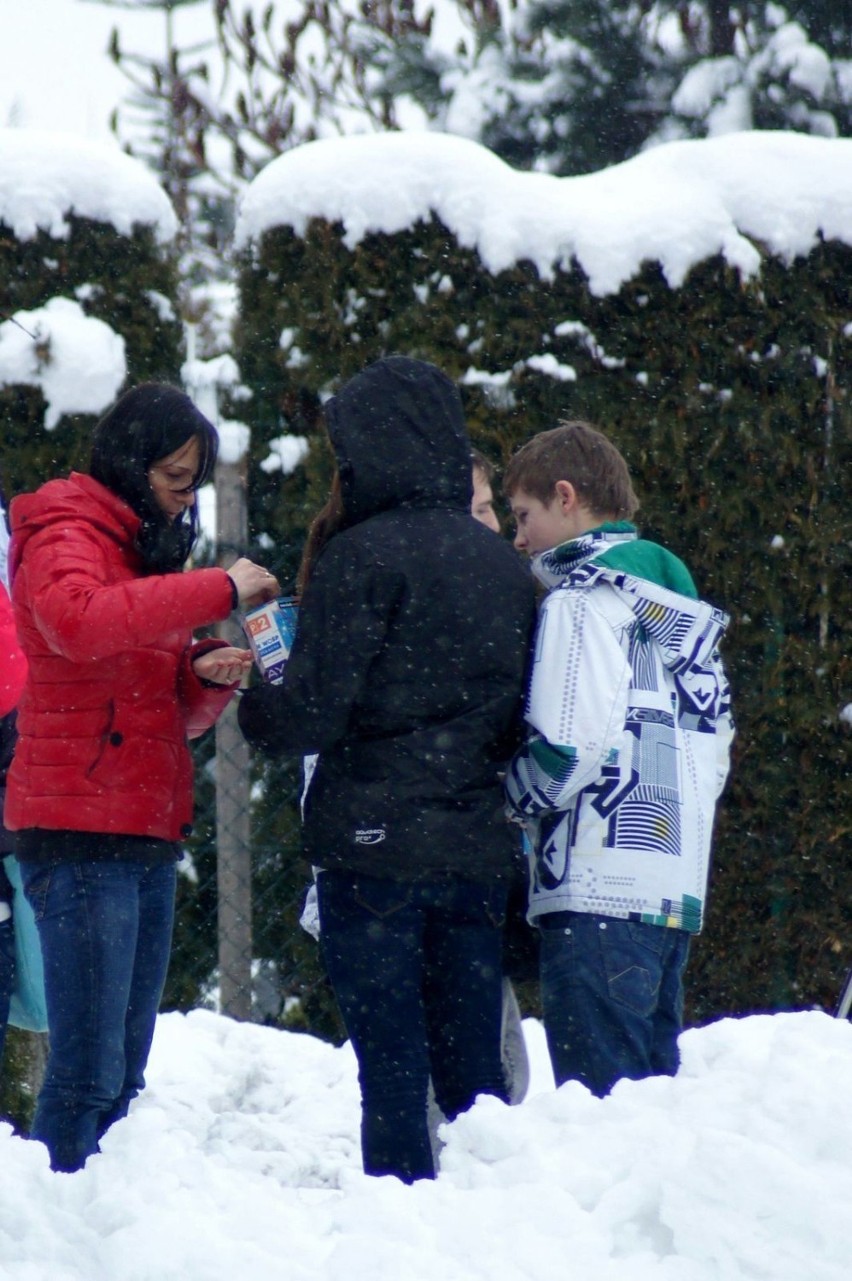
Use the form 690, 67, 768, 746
234, 206, 852, 1028
0, 213, 183, 494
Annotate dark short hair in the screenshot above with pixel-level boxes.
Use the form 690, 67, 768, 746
503, 421, 639, 520
90, 382, 218, 572
470, 447, 496, 482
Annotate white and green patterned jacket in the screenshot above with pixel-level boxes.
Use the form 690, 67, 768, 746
506, 525, 733, 934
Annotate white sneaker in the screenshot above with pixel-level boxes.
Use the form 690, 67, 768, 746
501, 977, 530, 1105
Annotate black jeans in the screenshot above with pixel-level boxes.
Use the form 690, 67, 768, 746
317, 868, 508, 1183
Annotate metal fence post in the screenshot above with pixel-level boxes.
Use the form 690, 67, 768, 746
214, 449, 254, 1021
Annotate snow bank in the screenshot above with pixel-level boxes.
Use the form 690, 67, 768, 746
0, 128, 177, 243
2, 1009, 851, 1281
234, 130, 852, 295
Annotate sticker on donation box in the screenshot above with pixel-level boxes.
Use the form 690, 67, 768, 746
242, 596, 299, 684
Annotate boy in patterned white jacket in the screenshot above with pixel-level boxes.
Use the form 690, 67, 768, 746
504, 422, 733, 1096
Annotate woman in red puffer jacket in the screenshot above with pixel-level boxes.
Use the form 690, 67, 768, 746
7, 383, 277, 1172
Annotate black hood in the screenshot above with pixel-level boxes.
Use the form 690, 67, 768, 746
324, 356, 472, 525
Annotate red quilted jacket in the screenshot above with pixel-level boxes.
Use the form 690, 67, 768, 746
6, 473, 236, 841
0, 579, 26, 717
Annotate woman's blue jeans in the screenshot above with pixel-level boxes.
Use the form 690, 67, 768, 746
19, 858, 176, 1172
539, 912, 691, 1097
317, 869, 508, 1183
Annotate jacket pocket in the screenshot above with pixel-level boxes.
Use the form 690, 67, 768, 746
17, 862, 54, 923
599, 918, 664, 1017
84, 700, 116, 781
351, 877, 414, 920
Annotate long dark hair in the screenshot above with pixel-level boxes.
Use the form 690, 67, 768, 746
90, 383, 218, 573
296, 469, 346, 597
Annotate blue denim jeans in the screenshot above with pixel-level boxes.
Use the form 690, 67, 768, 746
539, 912, 691, 1097
19, 858, 176, 1172
317, 869, 508, 1183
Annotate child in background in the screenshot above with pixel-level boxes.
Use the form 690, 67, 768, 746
468, 446, 534, 1100
503, 421, 733, 1096
470, 448, 500, 533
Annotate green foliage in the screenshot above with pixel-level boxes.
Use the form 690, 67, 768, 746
234, 211, 852, 1028
496, 0, 672, 175
0, 213, 183, 495
0, 1028, 46, 1135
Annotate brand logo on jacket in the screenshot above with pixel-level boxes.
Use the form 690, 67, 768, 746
355, 828, 386, 845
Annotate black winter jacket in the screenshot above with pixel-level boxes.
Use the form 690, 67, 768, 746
238, 356, 536, 882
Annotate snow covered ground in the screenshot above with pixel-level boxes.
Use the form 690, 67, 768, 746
2, 1008, 851, 1281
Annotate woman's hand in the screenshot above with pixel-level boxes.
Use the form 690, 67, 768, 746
193, 647, 253, 686
227, 559, 280, 608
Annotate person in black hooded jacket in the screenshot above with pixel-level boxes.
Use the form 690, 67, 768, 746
238, 355, 536, 1182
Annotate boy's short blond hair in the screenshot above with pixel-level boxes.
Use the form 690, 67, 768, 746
503, 421, 639, 520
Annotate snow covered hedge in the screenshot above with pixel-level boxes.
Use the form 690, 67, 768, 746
0, 130, 182, 498
233, 130, 852, 1021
